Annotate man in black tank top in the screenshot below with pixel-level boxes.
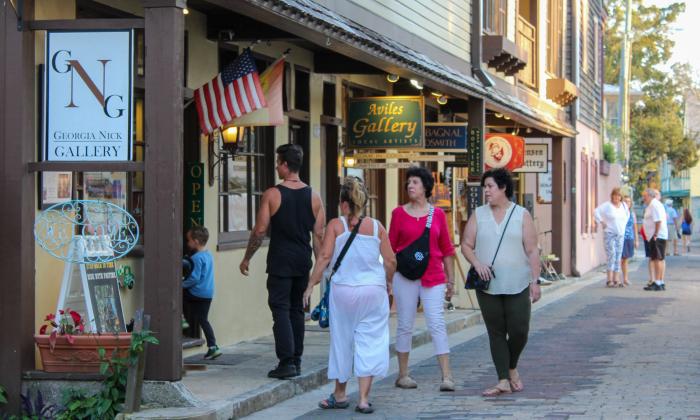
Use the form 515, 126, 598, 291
240, 144, 325, 379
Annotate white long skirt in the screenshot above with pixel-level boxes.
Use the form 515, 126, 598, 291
327, 283, 390, 383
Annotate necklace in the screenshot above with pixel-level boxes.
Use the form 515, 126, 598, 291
284, 178, 300, 183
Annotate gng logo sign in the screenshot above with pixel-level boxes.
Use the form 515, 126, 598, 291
44, 30, 133, 161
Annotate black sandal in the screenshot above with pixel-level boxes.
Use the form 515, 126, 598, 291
355, 403, 374, 414
318, 394, 349, 409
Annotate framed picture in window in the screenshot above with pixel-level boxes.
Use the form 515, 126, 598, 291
537, 162, 553, 204
40, 171, 73, 210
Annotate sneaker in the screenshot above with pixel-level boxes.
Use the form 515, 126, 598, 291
538, 277, 553, 286
267, 364, 297, 379
643, 283, 663, 291
660, 283, 666, 291
203, 346, 222, 360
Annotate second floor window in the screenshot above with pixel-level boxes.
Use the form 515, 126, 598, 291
546, 0, 563, 76
484, 0, 507, 36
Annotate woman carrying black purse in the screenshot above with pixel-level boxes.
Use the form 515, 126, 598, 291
460, 168, 541, 397
389, 166, 456, 392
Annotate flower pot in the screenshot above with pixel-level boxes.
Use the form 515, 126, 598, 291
34, 333, 132, 373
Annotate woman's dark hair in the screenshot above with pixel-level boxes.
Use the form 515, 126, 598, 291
684, 208, 693, 224
480, 168, 514, 199
276, 144, 303, 173
405, 166, 434, 199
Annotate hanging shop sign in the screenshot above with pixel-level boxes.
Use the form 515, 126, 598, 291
484, 133, 525, 172
185, 163, 205, 231
348, 162, 415, 169
347, 96, 424, 149
44, 30, 134, 161
466, 183, 483, 219
349, 152, 455, 162
514, 143, 549, 173
425, 123, 468, 152
466, 127, 482, 177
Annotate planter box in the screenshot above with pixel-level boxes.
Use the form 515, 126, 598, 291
34, 333, 131, 373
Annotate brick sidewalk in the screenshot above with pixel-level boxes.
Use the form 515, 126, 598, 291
292, 254, 700, 419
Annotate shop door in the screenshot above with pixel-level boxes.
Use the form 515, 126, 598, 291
289, 120, 310, 184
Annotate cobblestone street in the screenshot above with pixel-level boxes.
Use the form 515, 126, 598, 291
285, 254, 700, 419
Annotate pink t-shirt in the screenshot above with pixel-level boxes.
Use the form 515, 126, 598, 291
388, 206, 455, 287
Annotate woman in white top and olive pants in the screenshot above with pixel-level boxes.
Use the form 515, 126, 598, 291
461, 168, 541, 397
304, 177, 396, 414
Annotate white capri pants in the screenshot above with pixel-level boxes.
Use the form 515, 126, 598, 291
328, 284, 390, 383
393, 272, 450, 356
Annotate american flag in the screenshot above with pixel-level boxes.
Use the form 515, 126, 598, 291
195, 49, 266, 134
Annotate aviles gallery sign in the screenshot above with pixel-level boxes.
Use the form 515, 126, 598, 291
346, 96, 424, 149
43, 30, 134, 161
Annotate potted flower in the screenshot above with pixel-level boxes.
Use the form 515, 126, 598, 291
34, 308, 131, 373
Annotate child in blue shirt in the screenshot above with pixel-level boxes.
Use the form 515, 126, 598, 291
183, 225, 221, 360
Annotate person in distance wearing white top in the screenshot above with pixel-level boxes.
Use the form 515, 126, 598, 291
303, 177, 396, 414
642, 189, 668, 291
594, 188, 630, 288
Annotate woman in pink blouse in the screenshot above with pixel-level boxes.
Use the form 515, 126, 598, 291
389, 166, 456, 392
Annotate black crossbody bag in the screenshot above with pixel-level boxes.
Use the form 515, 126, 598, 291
465, 205, 516, 291
396, 206, 434, 280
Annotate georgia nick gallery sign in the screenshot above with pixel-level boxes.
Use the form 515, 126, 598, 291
44, 30, 134, 161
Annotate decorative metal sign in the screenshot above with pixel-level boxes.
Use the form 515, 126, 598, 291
484, 133, 525, 172
425, 123, 468, 151
34, 200, 139, 263
514, 143, 548, 173
347, 96, 424, 149
44, 30, 134, 161
467, 127, 482, 178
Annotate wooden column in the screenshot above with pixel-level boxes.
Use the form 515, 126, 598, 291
552, 136, 565, 273
0, 0, 35, 414
143, 0, 185, 381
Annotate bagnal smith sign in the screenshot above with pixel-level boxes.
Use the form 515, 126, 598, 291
425, 123, 468, 152
347, 96, 424, 149
44, 30, 134, 161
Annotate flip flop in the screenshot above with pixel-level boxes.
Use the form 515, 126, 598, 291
509, 378, 524, 392
318, 394, 349, 409
482, 386, 512, 397
355, 403, 374, 414
606, 281, 614, 288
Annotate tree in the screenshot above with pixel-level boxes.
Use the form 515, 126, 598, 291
604, 0, 685, 85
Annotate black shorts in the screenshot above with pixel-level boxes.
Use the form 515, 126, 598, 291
648, 238, 667, 261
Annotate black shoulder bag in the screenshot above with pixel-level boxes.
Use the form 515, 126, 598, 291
396, 206, 434, 280
310, 217, 363, 328
465, 205, 516, 291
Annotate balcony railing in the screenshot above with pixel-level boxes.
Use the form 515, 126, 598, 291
517, 16, 537, 89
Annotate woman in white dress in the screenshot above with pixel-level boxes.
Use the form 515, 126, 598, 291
303, 177, 396, 414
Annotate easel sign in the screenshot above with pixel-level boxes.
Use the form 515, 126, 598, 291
56, 236, 126, 333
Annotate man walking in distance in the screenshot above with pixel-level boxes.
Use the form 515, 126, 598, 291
642, 189, 668, 291
240, 144, 325, 379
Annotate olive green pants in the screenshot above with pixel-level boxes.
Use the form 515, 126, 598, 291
476, 287, 531, 380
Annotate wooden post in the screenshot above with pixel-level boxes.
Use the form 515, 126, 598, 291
143, 0, 185, 381
552, 136, 565, 273
0, 0, 35, 414
123, 310, 151, 414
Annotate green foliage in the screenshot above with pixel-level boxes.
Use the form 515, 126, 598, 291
602, 143, 617, 163
604, 0, 685, 84
56, 330, 159, 420
0, 385, 7, 405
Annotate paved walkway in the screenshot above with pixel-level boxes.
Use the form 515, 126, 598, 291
252, 252, 700, 419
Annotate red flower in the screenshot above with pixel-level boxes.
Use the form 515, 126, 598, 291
69, 310, 81, 325
44, 313, 55, 322
39, 325, 48, 335
59, 310, 64, 315
78, 324, 85, 333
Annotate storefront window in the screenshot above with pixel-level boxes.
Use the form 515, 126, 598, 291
218, 127, 275, 243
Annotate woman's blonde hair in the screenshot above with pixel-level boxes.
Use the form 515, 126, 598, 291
339, 176, 368, 217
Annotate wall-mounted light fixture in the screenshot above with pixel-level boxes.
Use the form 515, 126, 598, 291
344, 157, 356, 168
222, 126, 245, 152
503, 115, 511, 120
437, 95, 448, 105
431, 91, 443, 97
494, 112, 503, 119
410, 79, 423, 90
386, 74, 400, 83
183, 8, 190, 15
525, 127, 533, 134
